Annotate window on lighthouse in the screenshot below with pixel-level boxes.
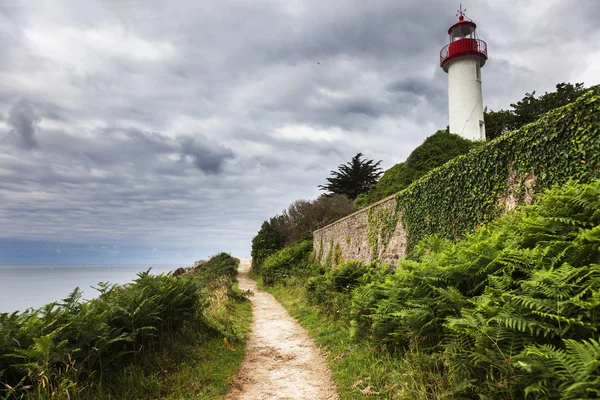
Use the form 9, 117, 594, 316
451, 24, 474, 41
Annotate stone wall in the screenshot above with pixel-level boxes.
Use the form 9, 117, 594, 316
313, 194, 407, 266
313, 173, 533, 267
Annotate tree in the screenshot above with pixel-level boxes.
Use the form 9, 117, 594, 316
251, 195, 354, 271
484, 82, 587, 140
250, 217, 285, 272
483, 109, 515, 140
276, 195, 354, 245
319, 153, 383, 200
355, 131, 477, 208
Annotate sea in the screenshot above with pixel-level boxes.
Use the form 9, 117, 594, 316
0, 264, 184, 314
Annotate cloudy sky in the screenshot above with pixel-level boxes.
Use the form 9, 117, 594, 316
1, 0, 599, 264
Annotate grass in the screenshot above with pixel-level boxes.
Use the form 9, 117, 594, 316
255, 276, 450, 399
93, 274, 253, 400
151, 299, 251, 400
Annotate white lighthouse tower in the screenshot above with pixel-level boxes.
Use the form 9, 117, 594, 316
440, 6, 488, 141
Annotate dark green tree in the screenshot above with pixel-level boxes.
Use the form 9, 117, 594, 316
483, 109, 515, 140
485, 82, 586, 140
511, 82, 585, 126
250, 216, 285, 272
319, 153, 383, 200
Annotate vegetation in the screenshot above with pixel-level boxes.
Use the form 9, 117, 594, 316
251, 217, 286, 273
362, 85, 600, 255
0, 253, 251, 400
485, 82, 587, 140
258, 240, 314, 285
355, 130, 477, 208
259, 180, 600, 399
356, 82, 590, 209
251, 195, 354, 273
274, 195, 354, 246
319, 153, 383, 200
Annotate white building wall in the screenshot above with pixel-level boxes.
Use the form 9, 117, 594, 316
447, 57, 486, 141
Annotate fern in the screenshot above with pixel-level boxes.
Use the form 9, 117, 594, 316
525, 338, 600, 399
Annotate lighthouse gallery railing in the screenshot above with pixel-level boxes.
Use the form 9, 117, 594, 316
440, 39, 488, 68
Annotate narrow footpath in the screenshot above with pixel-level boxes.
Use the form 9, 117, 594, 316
226, 259, 338, 400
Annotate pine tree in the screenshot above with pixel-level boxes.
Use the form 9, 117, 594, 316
319, 153, 383, 200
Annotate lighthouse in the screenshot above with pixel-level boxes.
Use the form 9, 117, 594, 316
440, 6, 488, 141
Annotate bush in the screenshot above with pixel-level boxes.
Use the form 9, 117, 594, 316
193, 252, 239, 282
350, 180, 600, 398
251, 217, 285, 273
261, 240, 314, 285
329, 260, 369, 292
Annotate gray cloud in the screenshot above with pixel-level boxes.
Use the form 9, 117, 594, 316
179, 136, 234, 174
0, 0, 598, 263
7, 100, 40, 149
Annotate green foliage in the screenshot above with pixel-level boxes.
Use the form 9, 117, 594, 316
266, 180, 600, 399
0, 253, 246, 399
251, 196, 354, 274
355, 180, 600, 398
261, 240, 314, 285
355, 130, 477, 208
393, 85, 600, 253
306, 260, 377, 321
525, 338, 600, 398
193, 251, 239, 282
250, 217, 285, 273
485, 82, 587, 140
319, 153, 383, 200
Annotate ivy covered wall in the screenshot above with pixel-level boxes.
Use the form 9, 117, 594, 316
314, 86, 600, 265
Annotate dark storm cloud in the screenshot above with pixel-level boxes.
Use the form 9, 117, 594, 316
179, 136, 234, 175
337, 98, 383, 118
387, 79, 442, 98
0, 0, 598, 263
7, 100, 39, 149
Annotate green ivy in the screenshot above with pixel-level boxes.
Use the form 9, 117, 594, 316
333, 243, 343, 267
388, 85, 600, 253
366, 203, 401, 259
325, 239, 334, 269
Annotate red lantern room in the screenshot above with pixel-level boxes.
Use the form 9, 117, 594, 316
440, 6, 488, 72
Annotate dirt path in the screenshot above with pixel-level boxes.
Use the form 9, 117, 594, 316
226, 259, 338, 400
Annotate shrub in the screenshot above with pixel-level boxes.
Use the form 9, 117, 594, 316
261, 240, 314, 285
351, 180, 600, 398
329, 260, 368, 292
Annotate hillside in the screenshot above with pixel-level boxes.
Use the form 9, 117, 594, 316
354, 130, 477, 208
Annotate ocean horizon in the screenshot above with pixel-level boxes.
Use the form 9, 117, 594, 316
0, 264, 185, 313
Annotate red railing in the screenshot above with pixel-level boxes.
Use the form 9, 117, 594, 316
440, 38, 487, 69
